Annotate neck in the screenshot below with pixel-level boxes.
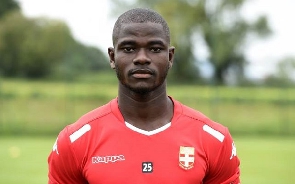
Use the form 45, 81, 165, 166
117, 83, 173, 131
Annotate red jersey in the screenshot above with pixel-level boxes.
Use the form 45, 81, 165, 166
48, 98, 240, 184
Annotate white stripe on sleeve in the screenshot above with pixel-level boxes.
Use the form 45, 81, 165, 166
203, 125, 225, 142
69, 124, 91, 143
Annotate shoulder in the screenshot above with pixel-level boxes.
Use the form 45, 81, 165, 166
172, 98, 228, 139
49, 99, 118, 163
172, 98, 232, 158
54, 98, 118, 150
67, 99, 113, 135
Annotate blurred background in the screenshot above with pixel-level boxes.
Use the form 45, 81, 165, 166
0, 0, 294, 183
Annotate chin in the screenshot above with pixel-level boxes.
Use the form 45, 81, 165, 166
129, 86, 153, 94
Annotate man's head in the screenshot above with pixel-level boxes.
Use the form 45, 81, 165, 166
108, 8, 174, 95
112, 8, 170, 46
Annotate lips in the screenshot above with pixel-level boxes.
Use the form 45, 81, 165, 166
129, 68, 154, 78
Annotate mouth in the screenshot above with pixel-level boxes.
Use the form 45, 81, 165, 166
129, 68, 154, 79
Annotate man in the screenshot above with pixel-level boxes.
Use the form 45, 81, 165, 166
48, 8, 240, 184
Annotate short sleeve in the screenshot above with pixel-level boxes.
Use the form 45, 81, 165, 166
204, 129, 241, 184
47, 127, 87, 184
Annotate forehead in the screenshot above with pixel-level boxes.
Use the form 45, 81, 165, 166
116, 22, 168, 45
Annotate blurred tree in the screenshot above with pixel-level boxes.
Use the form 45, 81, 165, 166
55, 43, 109, 80
0, 11, 109, 79
110, 0, 271, 84
0, 0, 19, 18
277, 57, 295, 81
263, 57, 295, 87
0, 11, 30, 77
0, 11, 74, 77
76, 44, 109, 72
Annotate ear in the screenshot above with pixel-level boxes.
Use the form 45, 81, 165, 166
168, 46, 175, 68
108, 47, 116, 69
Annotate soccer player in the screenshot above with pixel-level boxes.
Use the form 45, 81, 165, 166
48, 8, 240, 184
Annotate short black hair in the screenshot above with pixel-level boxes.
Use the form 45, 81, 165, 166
112, 8, 170, 45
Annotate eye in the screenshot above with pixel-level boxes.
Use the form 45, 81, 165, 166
150, 47, 162, 53
123, 47, 135, 52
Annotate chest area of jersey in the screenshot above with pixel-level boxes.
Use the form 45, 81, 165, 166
83, 131, 207, 183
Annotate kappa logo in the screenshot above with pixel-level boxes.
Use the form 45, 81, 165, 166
179, 146, 195, 170
52, 138, 59, 154
92, 155, 125, 164
230, 142, 237, 160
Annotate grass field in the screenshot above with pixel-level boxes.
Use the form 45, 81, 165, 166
0, 136, 294, 183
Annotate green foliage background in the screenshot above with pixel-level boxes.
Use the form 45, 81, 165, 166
0, 9, 109, 79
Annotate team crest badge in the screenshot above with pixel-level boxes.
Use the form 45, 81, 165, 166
179, 146, 195, 170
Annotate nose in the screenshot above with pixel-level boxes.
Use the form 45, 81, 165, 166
133, 49, 151, 65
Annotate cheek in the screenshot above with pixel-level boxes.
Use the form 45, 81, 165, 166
159, 61, 170, 72
114, 62, 128, 82
115, 62, 127, 73
114, 55, 130, 69
115, 53, 134, 69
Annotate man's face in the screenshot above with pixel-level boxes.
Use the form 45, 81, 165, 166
108, 22, 174, 94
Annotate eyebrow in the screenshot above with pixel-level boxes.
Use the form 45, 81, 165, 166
148, 40, 166, 46
117, 40, 136, 47
118, 39, 166, 47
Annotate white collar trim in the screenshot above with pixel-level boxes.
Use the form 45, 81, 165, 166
125, 121, 171, 136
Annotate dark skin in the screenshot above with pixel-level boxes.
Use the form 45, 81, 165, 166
108, 22, 175, 131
